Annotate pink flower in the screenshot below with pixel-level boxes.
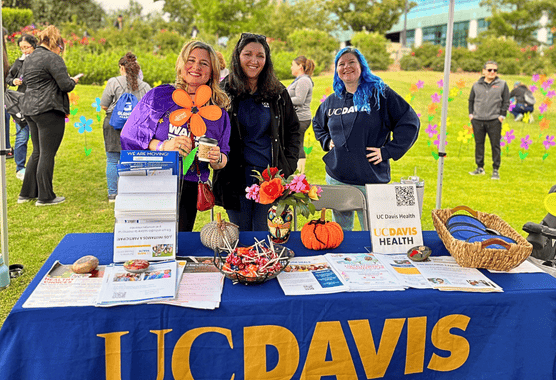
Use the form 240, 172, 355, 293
288, 174, 310, 193
505, 130, 516, 144
245, 184, 260, 202
320, 95, 327, 103
539, 103, 548, 114
520, 135, 533, 150
416, 80, 424, 89
433, 134, 447, 148
532, 74, 540, 83
425, 124, 438, 138
547, 90, 555, 99
543, 135, 555, 150
437, 79, 443, 88
542, 82, 551, 92
431, 93, 441, 103
530, 85, 538, 93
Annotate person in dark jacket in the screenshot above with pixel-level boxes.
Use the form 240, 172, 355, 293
213, 33, 301, 231
313, 47, 420, 231
18, 25, 79, 206
468, 60, 510, 180
509, 81, 535, 123
6, 34, 37, 180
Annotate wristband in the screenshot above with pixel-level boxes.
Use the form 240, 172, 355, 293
156, 140, 164, 151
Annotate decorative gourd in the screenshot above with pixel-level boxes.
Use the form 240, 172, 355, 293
301, 209, 344, 250
200, 213, 240, 250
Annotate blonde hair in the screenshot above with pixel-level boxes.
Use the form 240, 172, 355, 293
215, 51, 226, 70
175, 40, 230, 110
38, 25, 64, 52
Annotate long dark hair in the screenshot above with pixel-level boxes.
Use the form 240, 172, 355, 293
227, 33, 282, 102
17, 34, 38, 49
118, 52, 140, 91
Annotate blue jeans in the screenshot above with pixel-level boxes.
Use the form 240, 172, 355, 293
326, 173, 367, 231
227, 196, 271, 231
4, 111, 10, 149
106, 151, 119, 195
14, 123, 29, 171
510, 103, 534, 118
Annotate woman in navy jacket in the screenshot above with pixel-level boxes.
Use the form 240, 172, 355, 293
313, 47, 420, 230
18, 25, 79, 206
213, 33, 300, 231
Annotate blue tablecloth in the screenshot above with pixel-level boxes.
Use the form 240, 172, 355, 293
1, 231, 556, 380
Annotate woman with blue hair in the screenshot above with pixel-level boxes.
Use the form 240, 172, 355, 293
313, 47, 420, 230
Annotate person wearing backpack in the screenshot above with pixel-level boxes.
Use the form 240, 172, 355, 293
100, 52, 151, 202
509, 81, 535, 123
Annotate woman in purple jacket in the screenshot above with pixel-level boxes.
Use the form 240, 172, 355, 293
120, 40, 231, 231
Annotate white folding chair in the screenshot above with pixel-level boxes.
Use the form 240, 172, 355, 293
294, 184, 369, 231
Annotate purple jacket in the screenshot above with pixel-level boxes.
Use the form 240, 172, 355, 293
120, 84, 231, 183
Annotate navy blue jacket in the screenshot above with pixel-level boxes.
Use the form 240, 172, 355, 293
313, 86, 419, 186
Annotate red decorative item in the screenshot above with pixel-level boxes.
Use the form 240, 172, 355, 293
197, 182, 215, 211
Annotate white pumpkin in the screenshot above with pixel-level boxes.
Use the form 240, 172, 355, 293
200, 214, 239, 250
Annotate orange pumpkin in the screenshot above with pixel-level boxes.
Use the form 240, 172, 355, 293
301, 209, 344, 250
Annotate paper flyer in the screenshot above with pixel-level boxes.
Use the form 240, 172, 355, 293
366, 183, 424, 254
113, 221, 176, 262
277, 256, 349, 295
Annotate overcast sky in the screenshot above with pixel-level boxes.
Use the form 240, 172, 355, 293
94, 0, 164, 15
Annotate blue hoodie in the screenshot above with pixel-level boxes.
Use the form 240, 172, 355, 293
313, 85, 419, 186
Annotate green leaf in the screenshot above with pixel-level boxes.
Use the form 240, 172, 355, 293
519, 151, 529, 160
543, 152, 549, 161
304, 146, 313, 155
431, 151, 439, 160
96, 114, 101, 122
85, 147, 92, 156
182, 146, 198, 173
70, 108, 79, 115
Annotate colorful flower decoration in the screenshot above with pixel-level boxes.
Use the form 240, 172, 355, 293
169, 85, 222, 137
416, 80, 424, 89
433, 133, 447, 148
520, 135, 533, 150
505, 130, 516, 144
530, 85, 538, 93
532, 74, 540, 83
540, 118, 550, 131
431, 93, 441, 103
539, 103, 548, 114
543, 135, 555, 150
425, 124, 438, 138
69, 93, 79, 106
74, 116, 93, 134
427, 103, 438, 115
457, 130, 470, 143
91, 97, 101, 112
456, 79, 466, 89
547, 90, 555, 99
437, 79, 443, 88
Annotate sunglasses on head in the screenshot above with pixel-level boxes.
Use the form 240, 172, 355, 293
486, 68, 497, 72
240, 33, 266, 43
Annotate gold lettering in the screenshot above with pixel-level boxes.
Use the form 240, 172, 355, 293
405, 317, 427, 374
428, 314, 470, 372
172, 327, 234, 380
150, 329, 172, 380
244, 325, 299, 379
97, 331, 129, 380
349, 318, 405, 379
301, 321, 357, 380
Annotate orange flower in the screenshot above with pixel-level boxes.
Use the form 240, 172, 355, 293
456, 79, 466, 89
69, 93, 79, 106
540, 118, 550, 131
169, 85, 222, 137
259, 178, 285, 204
427, 103, 438, 115
409, 84, 418, 93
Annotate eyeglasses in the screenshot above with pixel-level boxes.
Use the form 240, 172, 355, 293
240, 33, 266, 43
486, 68, 497, 72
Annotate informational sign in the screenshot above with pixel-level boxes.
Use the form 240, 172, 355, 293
366, 183, 423, 254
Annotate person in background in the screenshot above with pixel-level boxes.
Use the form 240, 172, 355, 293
313, 47, 420, 231
509, 81, 535, 123
6, 34, 38, 179
213, 33, 301, 231
216, 51, 229, 81
100, 52, 151, 202
287, 55, 315, 174
114, 15, 124, 30
2, 26, 12, 159
18, 25, 79, 206
121, 40, 231, 231
468, 60, 510, 180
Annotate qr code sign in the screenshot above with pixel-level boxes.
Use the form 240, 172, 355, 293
395, 186, 415, 207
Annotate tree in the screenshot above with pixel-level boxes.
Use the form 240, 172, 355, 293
480, 0, 546, 45
259, 0, 335, 41
323, 0, 412, 35
31, 0, 105, 30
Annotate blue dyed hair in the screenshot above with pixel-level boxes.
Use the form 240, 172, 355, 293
333, 47, 386, 113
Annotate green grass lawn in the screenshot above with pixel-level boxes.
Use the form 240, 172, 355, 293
1, 70, 555, 327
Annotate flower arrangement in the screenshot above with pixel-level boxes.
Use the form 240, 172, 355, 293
245, 167, 322, 218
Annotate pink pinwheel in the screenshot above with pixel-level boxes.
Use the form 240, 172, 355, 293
530, 85, 538, 93
431, 93, 441, 103
437, 79, 443, 88
505, 130, 516, 144
433, 134, 447, 148
520, 135, 533, 150
547, 78, 554, 87
416, 80, 424, 89
539, 103, 548, 114
543, 135, 556, 150
547, 90, 556, 99
542, 82, 551, 92
532, 74, 540, 82
425, 124, 438, 138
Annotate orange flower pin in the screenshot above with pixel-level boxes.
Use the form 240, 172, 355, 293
169, 85, 222, 137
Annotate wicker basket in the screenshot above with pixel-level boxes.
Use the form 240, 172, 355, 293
432, 205, 532, 271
